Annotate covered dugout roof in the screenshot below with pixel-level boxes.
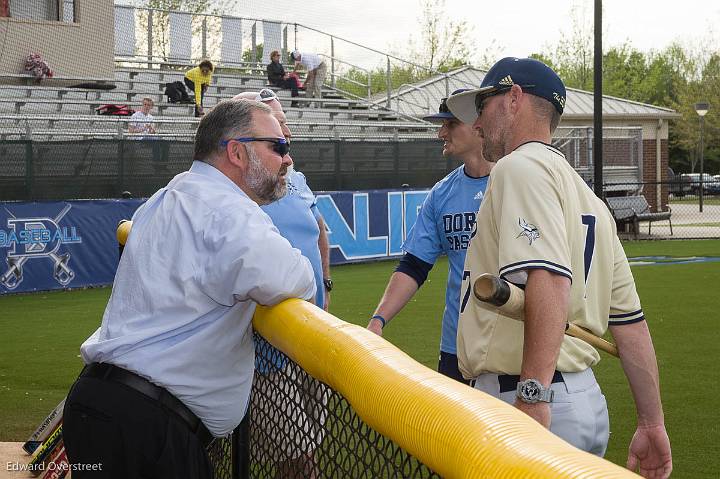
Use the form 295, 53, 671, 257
380, 66, 680, 121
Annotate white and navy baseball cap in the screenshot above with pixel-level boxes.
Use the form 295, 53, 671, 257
446, 57, 567, 125
422, 88, 470, 123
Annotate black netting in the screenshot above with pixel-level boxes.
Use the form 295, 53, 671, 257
208, 435, 235, 479
207, 332, 441, 479
0, 139, 450, 201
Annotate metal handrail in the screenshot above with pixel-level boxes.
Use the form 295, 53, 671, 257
319, 54, 371, 100
114, 5, 445, 125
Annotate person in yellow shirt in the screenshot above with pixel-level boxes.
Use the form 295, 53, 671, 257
184, 60, 214, 117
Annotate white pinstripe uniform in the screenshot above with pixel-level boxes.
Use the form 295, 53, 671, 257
457, 141, 644, 455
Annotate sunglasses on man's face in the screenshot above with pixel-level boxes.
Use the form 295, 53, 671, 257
474, 85, 535, 117
220, 137, 290, 157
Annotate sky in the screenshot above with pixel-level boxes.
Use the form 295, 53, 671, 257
232, 0, 720, 69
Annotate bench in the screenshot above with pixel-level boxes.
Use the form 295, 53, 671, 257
606, 195, 673, 238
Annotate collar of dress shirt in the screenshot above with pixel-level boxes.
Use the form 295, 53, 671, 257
189, 160, 248, 198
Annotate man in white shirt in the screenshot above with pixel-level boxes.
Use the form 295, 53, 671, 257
62, 99, 316, 479
128, 97, 156, 136
291, 50, 327, 106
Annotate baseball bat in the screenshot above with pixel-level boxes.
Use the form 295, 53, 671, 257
23, 398, 65, 454
28, 423, 63, 476
40, 442, 68, 479
472, 273, 619, 358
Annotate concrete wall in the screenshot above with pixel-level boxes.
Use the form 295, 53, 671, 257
0, 0, 114, 79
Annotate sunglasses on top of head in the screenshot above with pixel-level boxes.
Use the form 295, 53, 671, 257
474, 84, 535, 117
220, 137, 290, 157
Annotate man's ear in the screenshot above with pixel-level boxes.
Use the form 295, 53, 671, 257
507, 84, 525, 114
225, 141, 248, 172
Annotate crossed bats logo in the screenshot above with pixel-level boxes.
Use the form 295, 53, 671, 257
516, 218, 540, 245
0, 204, 80, 290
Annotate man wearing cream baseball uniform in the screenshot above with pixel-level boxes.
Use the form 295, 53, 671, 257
447, 57, 671, 478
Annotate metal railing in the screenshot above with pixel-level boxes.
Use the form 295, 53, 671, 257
113, 4, 448, 121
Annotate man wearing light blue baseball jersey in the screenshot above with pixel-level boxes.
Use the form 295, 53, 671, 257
235, 89, 331, 310
367, 89, 493, 383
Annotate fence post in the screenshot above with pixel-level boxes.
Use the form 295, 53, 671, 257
444, 74, 449, 97
118, 139, 126, 195
586, 126, 594, 188
330, 36, 336, 88
282, 25, 288, 62
201, 16, 207, 59
393, 137, 400, 187
232, 414, 250, 479
147, 9, 154, 65
334, 141, 342, 190
24, 140, 33, 201
294, 23, 298, 51
386, 56, 392, 109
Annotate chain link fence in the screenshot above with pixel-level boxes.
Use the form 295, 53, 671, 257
0, 138, 452, 200
204, 332, 441, 479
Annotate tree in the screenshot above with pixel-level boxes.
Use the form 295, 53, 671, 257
129, 0, 238, 61
535, 2, 595, 91
406, 0, 473, 72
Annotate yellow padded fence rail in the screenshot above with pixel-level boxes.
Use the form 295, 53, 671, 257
254, 300, 639, 479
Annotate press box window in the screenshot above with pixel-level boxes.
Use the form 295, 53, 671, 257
8, 0, 76, 23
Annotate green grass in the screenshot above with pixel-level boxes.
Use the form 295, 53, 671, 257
2, 240, 720, 477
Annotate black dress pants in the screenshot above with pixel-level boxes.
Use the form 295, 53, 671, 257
63, 375, 212, 479
274, 78, 299, 97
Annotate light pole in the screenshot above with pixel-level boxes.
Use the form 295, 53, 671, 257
695, 102, 709, 212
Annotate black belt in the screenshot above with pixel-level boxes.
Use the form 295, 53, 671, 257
81, 363, 213, 448
498, 370, 564, 393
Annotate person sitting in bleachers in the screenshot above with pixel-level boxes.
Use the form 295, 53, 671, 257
184, 60, 213, 117
266, 50, 301, 107
128, 97, 156, 137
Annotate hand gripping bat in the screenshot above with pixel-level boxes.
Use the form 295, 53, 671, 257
472, 273, 619, 358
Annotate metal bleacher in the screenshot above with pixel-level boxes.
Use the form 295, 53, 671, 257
0, 64, 437, 142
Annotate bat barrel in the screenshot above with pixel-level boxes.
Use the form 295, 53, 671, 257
473, 274, 510, 306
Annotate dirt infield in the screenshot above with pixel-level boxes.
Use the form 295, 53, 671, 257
0, 442, 33, 478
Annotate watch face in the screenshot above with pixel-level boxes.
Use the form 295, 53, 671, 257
521, 380, 541, 401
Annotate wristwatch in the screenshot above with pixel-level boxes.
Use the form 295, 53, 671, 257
516, 378, 554, 404
323, 278, 333, 292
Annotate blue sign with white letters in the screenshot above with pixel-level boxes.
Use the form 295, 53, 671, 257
316, 189, 429, 264
0, 200, 143, 294
0, 190, 428, 294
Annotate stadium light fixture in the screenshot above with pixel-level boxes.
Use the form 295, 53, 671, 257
695, 102, 710, 212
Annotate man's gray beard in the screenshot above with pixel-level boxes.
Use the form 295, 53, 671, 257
246, 146, 287, 204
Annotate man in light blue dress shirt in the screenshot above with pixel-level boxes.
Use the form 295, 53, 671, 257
62, 99, 316, 478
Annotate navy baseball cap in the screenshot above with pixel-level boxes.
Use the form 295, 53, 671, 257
422, 88, 470, 123
446, 57, 566, 125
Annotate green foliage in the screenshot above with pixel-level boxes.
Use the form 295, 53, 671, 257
411, 0, 472, 72
335, 64, 435, 99
242, 44, 264, 64
532, 5, 720, 176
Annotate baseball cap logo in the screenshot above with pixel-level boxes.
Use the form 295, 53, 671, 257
498, 75, 514, 86
553, 92, 566, 108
